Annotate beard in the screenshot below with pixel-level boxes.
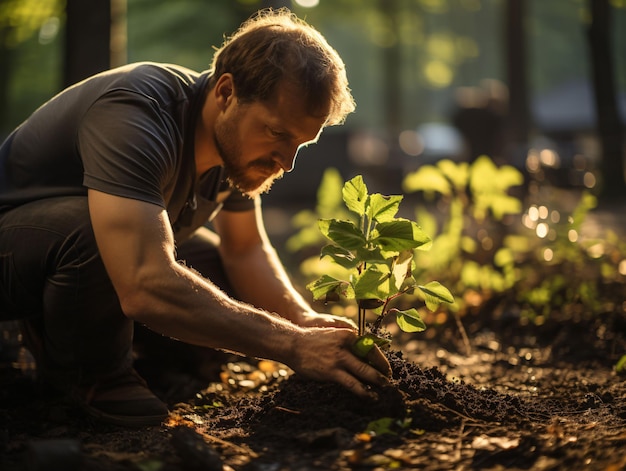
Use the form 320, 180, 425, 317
214, 112, 284, 199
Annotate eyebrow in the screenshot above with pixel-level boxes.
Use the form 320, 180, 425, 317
268, 121, 306, 144
262, 104, 322, 143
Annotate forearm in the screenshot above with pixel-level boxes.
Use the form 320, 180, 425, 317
220, 241, 315, 323
124, 260, 303, 365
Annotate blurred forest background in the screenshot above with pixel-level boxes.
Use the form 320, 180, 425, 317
1, 0, 625, 202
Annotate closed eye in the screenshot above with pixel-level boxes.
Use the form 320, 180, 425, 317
267, 127, 284, 138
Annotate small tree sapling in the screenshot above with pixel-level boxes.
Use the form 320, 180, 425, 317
306, 176, 454, 357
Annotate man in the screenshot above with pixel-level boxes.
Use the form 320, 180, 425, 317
0, 9, 391, 427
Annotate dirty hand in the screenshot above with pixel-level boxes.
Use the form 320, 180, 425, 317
288, 327, 392, 399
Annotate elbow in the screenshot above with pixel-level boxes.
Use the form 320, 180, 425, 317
114, 273, 163, 323
117, 289, 151, 322
113, 261, 178, 323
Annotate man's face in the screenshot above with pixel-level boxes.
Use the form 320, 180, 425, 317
213, 86, 327, 198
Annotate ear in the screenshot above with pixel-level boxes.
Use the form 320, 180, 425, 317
214, 73, 235, 111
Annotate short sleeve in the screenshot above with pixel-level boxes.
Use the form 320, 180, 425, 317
79, 90, 179, 208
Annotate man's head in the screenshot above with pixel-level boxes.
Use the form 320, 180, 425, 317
209, 8, 355, 127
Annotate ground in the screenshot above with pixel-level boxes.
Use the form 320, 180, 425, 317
1, 300, 625, 471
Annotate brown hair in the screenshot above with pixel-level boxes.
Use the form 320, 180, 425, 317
209, 8, 355, 126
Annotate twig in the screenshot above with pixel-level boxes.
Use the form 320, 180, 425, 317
436, 402, 494, 425
200, 432, 259, 458
274, 406, 301, 414
454, 311, 472, 356
455, 420, 465, 462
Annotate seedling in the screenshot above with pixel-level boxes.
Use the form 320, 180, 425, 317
306, 176, 454, 357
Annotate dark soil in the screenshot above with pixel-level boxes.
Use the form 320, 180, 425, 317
1, 305, 625, 471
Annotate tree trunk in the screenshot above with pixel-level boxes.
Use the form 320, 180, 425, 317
587, 0, 625, 199
63, 0, 112, 87
504, 0, 531, 160
380, 0, 402, 139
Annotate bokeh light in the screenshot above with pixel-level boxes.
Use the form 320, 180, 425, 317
293, 0, 320, 7
543, 248, 554, 262
398, 130, 424, 156
536, 222, 548, 238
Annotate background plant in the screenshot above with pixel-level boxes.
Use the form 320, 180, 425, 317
401, 155, 525, 314
510, 188, 626, 322
402, 155, 626, 323
290, 159, 625, 336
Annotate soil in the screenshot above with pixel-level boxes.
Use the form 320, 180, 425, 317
1, 299, 625, 471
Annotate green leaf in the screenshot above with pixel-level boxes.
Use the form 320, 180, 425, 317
468, 156, 523, 221
364, 416, 412, 436
474, 193, 522, 220
392, 308, 426, 333
367, 193, 403, 222
316, 168, 345, 217
320, 244, 358, 269
616, 354, 626, 374
391, 250, 413, 290
437, 159, 469, 190
355, 246, 387, 264
400, 274, 417, 292
403, 165, 452, 196
372, 219, 432, 252
469, 155, 498, 192
307, 275, 350, 300
417, 281, 455, 311
353, 266, 394, 300
364, 417, 397, 435
319, 219, 367, 250
351, 333, 391, 358
342, 175, 369, 215
495, 165, 524, 190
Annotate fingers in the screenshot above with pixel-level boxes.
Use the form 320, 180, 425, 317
366, 344, 392, 377
335, 355, 391, 399
334, 369, 378, 399
329, 316, 358, 330
292, 328, 392, 399
350, 349, 392, 386
301, 313, 357, 330
331, 344, 392, 398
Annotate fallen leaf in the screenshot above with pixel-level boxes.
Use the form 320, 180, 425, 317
471, 435, 520, 451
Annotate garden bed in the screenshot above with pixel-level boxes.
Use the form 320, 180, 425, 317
1, 302, 625, 471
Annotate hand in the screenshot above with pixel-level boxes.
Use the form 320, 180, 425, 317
288, 327, 392, 399
294, 311, 357, 330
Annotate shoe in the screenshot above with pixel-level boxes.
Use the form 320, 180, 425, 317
78, 368, 170, 427
20, 320, 168, 426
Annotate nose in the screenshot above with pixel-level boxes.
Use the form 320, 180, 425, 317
274, 145, 301, 173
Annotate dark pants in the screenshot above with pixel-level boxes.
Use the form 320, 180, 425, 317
0, 196, 231, 386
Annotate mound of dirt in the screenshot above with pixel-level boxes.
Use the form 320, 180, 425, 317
1, 308, 625, 471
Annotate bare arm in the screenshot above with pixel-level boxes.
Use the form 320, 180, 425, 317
88, 190, 389, 397
212, 197, 353, 329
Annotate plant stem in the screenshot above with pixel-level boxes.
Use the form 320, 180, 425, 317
358, 308, 366, 336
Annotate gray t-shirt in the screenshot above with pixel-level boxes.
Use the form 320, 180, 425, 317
0, 62, 253, 240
